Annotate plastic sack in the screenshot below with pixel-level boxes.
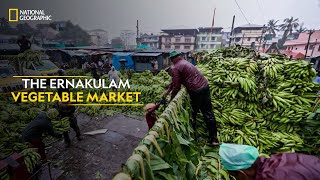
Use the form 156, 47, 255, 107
219, 143, 259, 171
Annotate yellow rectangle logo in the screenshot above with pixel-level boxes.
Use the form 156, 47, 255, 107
8, 8, 19, 22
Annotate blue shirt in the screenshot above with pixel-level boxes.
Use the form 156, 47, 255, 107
313, 76, 320, 83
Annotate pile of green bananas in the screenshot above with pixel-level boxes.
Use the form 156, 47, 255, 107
197, 51, 320, 155
20, 148, 41, 173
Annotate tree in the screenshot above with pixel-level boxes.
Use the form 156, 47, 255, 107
0, 17, 17, 35
54, 21, 90, 45
278, 17, 300, 48
266, 19, 279, 38
296, 23, 307, 34
16, 23, 36, 37
0, 50, 42, 75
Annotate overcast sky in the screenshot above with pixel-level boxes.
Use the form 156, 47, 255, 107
1, 0, 320, 38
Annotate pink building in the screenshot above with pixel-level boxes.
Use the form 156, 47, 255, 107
284, 30, 320, 58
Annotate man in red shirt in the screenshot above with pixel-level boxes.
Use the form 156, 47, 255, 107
219, 143, 320, 180
168, 51, 219, 145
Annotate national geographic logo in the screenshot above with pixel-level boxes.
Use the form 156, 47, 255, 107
8, 8, 52, 22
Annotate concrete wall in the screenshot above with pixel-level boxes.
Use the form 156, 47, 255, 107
286, 44, 320, 57
234, 29, 264, 47
196, 32, 222, 50
161, 35, 196, 50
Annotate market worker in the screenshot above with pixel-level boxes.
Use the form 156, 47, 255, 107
168, 51, 219, 145
219, 143, 320, 180
57, 101, 81, 147
108, 66, 120, 91
144, 99, 166, 129
17, 35, 31, 52
22, 109, 61, 160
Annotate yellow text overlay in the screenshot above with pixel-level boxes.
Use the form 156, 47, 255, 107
11, 91, 142, 103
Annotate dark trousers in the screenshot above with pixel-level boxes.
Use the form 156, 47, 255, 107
63, 116, 81, 144
189, 86, 218, 141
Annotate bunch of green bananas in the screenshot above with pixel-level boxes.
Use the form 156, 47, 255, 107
283, 60, 316, 81
0, 170, 9, 180
52, 117, 70, 134
262, 58, 284, 79
20, 148, 41, 173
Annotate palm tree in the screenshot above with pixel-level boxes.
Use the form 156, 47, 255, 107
296, 23, 307, 34
278, 17, 300, 48
266, 19, 279, 38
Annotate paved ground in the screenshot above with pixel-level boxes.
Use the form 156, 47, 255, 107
39, 112, 147, 180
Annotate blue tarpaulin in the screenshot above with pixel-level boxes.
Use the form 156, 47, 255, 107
112, 52, 134, 71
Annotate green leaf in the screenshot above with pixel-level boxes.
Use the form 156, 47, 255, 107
176, 133, 190, 146
307, 113, 316, 120
186, 161, 196, 180
205, 152, 220, 159
150, 153, 171, 171
156, 172, 177, 180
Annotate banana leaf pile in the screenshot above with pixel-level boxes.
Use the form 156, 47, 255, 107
114, 89, 231, 180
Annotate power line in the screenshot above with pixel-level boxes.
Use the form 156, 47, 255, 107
234, 0, 250, 24
256, 0, 266, 22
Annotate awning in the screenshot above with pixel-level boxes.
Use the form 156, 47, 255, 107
132, 53, 162, 57
112, 52, 133, 56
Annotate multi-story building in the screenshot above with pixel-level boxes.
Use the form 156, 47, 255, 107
120, 30, 137, 50
196, 27, 223, 50
284, 30, 320, 58
87, 29, 109, 46
160, 28, 198, 50
221, 28, 231, 47
233, 24, 265, 48
139, 33, 161, 49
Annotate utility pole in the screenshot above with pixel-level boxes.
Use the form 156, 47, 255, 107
305, 29, 314, 60
311, 39, 318, 57
136, 20, 139, 46
228, 15, 235, 47
258, 25, 266, 51
241, 33, 245, 46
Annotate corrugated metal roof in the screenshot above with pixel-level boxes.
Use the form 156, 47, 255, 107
132, 53, 162, 57
112, 52, 134, 56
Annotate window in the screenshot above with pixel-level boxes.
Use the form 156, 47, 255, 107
185, 38, 191, 43
256, 37, 259, 41
309, 45, 314, 50
165, 38, 171, 42
201, 37, 206, 41
210, 44, 215, 49
287, 46, 290, 50
296, 47, 298, 50
305, 45, 308, 50
318, 45, 320, 51
247, 37, 251, 41
211, 37, 216, 41
184, 45, 190, 49
175, 38, 181, 42
174, 45, 180, 49
165, 45, 171, 49
201, 44, 206, 48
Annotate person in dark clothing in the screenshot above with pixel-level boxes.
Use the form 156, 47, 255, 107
57, 102, 81, 147
57, 69, 67, 97
90, 61, 100, 79
168, 51, 219, 145
144, 99, 166, 129
219, 143, 320, 180
17, 35, 31, 52
22, 110, 61, 160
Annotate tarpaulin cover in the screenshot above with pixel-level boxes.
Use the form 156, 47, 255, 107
112, 52, 134, 71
